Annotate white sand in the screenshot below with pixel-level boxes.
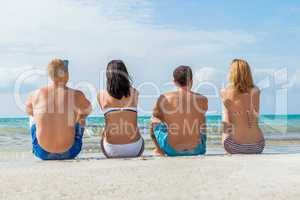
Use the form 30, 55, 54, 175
1, 154, 300, 200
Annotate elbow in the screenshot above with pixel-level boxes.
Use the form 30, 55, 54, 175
25, 108, 33, 116
85, 105, 93, 116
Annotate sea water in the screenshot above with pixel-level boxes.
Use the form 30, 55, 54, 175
0, 115, 300, 155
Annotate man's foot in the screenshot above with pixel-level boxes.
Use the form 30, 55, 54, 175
153, 148, 165, 156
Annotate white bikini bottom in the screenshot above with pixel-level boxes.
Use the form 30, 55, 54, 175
101, 137, 144, 158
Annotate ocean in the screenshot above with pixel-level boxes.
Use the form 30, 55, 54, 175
1, 115, 300, 155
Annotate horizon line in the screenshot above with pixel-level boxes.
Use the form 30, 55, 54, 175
0, 114, 299, 119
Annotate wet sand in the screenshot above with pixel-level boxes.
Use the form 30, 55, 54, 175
1, 153, 300, 200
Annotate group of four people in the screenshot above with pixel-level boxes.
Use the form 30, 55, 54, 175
26, 58, 264, 160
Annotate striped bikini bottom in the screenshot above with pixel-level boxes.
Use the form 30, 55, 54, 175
223, 137, 265, 154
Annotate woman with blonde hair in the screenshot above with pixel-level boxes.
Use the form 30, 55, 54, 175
220, 59, 265, 154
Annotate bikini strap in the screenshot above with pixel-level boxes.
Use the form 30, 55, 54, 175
103, 107, 137, 116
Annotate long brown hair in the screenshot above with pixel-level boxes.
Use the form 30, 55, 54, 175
106, 60, 132, 99
229, 59, 254, 93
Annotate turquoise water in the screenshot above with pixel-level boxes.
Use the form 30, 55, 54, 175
0, 115, 300, 153
1, 115, 299, 134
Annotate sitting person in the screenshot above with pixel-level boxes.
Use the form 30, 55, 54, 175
98, 60, 144, 158
26, 58, 92, 160
150, 65, 208, 156
221, 59, 265, 154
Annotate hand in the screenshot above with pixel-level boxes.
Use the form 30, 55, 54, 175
153, 148, 165, 157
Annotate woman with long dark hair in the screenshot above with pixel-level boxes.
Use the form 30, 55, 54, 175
97, 60, 144, 158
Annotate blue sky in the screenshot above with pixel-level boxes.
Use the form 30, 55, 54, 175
0, 0, 299, 116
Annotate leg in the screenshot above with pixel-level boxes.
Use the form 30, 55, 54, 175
136, 138, 145, 157
222, 132, 231, 144
100, 138, 111, 158
222, 134, 236, 154
68, 123, 84, 159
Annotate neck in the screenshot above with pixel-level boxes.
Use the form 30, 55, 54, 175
178, 86, 191, 92
52, 82, 66, 88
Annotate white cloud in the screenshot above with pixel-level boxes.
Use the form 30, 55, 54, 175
0, 0, 257, 58
0, 0, 259, 93
0, 0, 299, 115
289, 70, 300, 89
194, 67, 226, 84
0, 66, 46, 93
193, 67, 227, 95
0, 0, 262, 116
253, 68, 300, 91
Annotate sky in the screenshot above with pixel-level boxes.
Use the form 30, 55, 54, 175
0, 0, 300, 116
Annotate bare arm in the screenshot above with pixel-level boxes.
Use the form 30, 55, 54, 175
150, 95, 165, 156
251, 88, 261, 117
202, 96, 208, 113
75, 91, 92, 125
132, 88, 139, 107
200, 96, 208, 134
25, 93, 34, 116
152, 95, 164, 122
220, 90, 234, 135
97, 91, 105, 111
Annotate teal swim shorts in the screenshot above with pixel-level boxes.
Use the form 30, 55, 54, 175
153, 123, 207, 156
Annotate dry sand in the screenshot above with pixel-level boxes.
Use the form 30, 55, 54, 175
1, 153, 300, 200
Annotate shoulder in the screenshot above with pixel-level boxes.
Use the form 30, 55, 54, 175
31, 87, 48, 98
130, 87, 139, 96
251, 86, 261, 94
70, 89, 87, 100
72, 89, 84, 96
155, 93, 170, 104
27, 89, 40, 102
192, 92, 208, 111
38, 86, 49, 94
220, 86, 235, 100
221, 85, 235, 94
98, 89, 107, 98
157, 92, 176, 102
191, 91, 207, 100
162, 91, 177, 98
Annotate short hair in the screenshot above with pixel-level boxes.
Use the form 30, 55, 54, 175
106, 60, 132, 99
48, 58, 68, 81
173, 65, 193, 87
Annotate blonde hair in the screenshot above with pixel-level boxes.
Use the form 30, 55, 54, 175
48, 58, 68, 82
229, 59, 254, 93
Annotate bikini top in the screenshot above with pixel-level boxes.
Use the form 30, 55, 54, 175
103, 107, 138, 116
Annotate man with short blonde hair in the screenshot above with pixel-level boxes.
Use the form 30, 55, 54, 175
48, 58, 69, 83
26, 58, 92, 160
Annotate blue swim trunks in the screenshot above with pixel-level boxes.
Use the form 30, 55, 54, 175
31, 123, 84, 160
153, 123, 207, 156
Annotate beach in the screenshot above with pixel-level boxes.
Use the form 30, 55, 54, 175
1, 115, 300, 199
1, 153, 300, 200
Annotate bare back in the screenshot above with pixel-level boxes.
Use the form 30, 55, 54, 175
221, 87, 264, 144
98, 88, 140, 144
27, 86, 91, 153
153, 91, 208, 151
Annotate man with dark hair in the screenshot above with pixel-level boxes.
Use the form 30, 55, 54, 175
173, 65, 193, 87
150, 65, 208, 156
26, 58, 92, 160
